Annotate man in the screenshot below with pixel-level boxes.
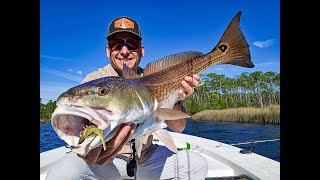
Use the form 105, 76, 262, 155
46, 16, 208, 180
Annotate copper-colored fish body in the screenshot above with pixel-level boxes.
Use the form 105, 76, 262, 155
139, 11, 254, 108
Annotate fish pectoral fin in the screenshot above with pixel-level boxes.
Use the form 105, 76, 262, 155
156, 108, 190, 121
152, 129, 178, 154
135, 136, 144, 158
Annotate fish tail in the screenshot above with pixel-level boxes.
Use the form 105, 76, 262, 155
208, 11, 254, 68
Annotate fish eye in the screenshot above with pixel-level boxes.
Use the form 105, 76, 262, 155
97, 87, 108, 96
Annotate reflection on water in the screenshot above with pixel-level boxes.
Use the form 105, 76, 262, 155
40, 119, 280, 162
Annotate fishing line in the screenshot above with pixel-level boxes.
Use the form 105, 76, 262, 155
190, 138, 280, 153
229, 138, 280, 146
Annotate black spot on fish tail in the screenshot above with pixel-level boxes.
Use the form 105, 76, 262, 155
218, 44, 228, 53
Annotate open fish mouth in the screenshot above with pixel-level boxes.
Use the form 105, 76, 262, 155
51, 104, 113, 155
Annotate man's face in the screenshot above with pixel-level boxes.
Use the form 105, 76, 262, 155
107, 32, 144, 73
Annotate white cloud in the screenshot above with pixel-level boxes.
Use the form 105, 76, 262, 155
40, 81, 78, 103
201, 47, 209, 52
255, 62, 279, 68
68, 69, 73, 72
41, 68, 83, 83
253, 39, 275, 48
212, 67, 225, 71
40, 54, 72, 61
77, 71, 83, 75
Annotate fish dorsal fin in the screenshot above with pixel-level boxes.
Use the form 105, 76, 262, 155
156, 108, 190, 121
152, 128, 178, 154
122, 63, 140, 79
143, 51, 204, 76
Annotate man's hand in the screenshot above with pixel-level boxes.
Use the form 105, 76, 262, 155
165, 74, 200, 133
83, 124, 136, 165
178, 74, 200, 100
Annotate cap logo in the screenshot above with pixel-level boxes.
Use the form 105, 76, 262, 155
114, 18, 134, 29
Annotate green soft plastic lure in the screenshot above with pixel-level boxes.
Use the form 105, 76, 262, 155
78, 125, 106, 151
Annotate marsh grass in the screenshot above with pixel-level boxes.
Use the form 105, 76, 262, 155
191, 105, 280, 124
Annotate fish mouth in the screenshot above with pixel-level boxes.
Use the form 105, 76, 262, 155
51, 104, 117, 156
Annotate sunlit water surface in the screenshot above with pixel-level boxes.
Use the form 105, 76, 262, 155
40, 119, 280, 162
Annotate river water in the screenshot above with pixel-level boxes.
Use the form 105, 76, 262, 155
40, 119, 280, 162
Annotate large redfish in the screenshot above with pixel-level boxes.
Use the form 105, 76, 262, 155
51, 11, 254, 157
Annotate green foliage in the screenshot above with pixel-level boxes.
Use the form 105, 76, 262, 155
185, 71, 280, 114
186, 99, 204, 115
40, 98, 57, 123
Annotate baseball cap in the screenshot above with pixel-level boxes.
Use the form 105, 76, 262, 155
106, 16, 142, 40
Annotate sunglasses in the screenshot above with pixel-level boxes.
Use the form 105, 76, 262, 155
109, 38, 141, 51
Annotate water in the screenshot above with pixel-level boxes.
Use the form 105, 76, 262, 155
40, 122, 67, 153
40, 119, 280, 162
182, 119, 280, 162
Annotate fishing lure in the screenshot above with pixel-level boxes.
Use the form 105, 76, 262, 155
78, 125, 106, 151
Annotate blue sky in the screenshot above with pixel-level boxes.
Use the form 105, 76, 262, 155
40, 0, 280, 104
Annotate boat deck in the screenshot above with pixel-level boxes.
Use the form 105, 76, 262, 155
40, 132, 280, 180
170, 132, 279, 179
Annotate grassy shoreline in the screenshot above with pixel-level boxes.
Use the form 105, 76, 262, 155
40, 119, 51, 124
40, 105, 280, 125
191, 105, 280, 124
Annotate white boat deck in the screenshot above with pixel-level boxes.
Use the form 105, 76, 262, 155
40, 132, 280, 180
40, 146, 70, 180
169, 132, 280, 179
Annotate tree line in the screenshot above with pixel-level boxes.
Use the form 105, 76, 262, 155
185, 71, 280, 115
40, 71, 280, 121
40, 98, 56, 122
